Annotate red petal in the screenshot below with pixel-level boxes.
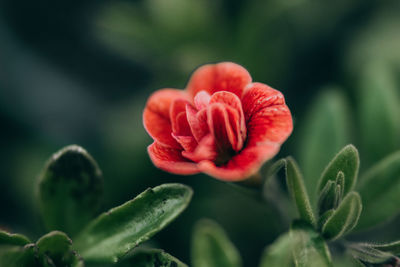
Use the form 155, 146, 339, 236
143, 89, 188, 148
209, 91, 246, 150
172, 134, 197, 152
173, 111, 192, 136
242, 82, 286, 122
207, 103, 237, 152
186, 105, 209, 142
194, 91, 211, 110
182, 134, 218, 162
246, 104, 293, 147
198, 143, 280, 181
170, 99, 192, 136
148, 142, 199, 175
209, 90, 241, 108
186, 62, 252, 99
226, 107, 244, 151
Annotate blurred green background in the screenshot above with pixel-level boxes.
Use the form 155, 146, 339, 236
1, 0, 400, 265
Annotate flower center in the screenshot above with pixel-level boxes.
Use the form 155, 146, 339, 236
171, 90, 247, 165
214, 147, 236, 166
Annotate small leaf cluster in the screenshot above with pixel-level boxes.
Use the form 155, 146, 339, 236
297, 64, 400, 229
179, 143, 400, 267
187, 218, 332, 267
0, 145, 192, 267
278, 144, 400, 266
286, 145, 362, 243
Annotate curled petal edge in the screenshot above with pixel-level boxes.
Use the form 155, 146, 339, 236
187, 62, 252, 98
143, 89, 189, 149
148, 142, 199, 175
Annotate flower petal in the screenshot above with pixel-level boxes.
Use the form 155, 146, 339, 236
148, 142, 199, 175
143, 89, 187, 148
170, 98, 197, 151
242, 82, 286, 122
187, 62, 252, 98
198, 143, 280, 181
226, 108, 244, 151
209, 91, 246, 150
172, 134, 197, 152
246, 105, 293, 146
182, 134, 218, 162
170, 99, 193, 136
186, 105, 209, 142
194, 91, 211, 110
173, 111, 193, 137
207, 103, 236, 153
210, 91, 243, 111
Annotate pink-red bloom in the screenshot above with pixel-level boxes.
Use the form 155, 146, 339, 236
143, 62, 293, 181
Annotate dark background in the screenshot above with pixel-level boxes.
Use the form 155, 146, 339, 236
1, 0, 400, 265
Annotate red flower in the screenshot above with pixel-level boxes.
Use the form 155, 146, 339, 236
143, 62, 293, 181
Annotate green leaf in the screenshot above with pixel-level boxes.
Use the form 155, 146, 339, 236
350, 258, 365, 267
335, 171, 345, 203
36, 231, 84, 267
37, 231, 71, 258
370, 241, 400, 256
297, 89, 351, 204
318, 171, 346, 216
321, 192, 362, 240
317, 145, 359, 197
358, 62, 400, 166
259, 232, 294, 267
125, 248, 187, 267
317, 210, 334, 231
347, 243, 399, 265
0, 231, 39, 267
0, 231, 31, 246
333, 185, 342, 209
0, 244, 40, 267
267, 159, 286, 178
291, 222, 332, 267
357, 151, 400, 230
318, 181, 336, 216
192, 219, 242, 267
73, 183, 193, 263
285, 157, 316, 227
38, 145, 103, 237
333, 254, 366, 267
259, 224, 332, 267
